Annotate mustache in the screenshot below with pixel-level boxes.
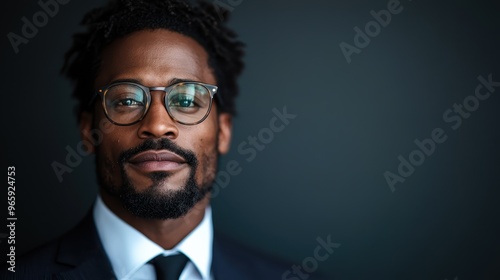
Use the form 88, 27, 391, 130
119, 138, 198, 168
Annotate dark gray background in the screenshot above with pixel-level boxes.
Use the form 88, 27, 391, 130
2, 0, 499, 279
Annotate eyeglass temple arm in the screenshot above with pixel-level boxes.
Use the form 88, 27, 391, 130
214, 90, 224, 108
87, 91, 101, 108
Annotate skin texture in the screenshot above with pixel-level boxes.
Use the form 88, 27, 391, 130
79, 29, 232, 249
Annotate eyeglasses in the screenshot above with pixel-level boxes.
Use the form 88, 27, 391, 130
91, 81, 218, 126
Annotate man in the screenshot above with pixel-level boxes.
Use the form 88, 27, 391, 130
5, 0, 327, 279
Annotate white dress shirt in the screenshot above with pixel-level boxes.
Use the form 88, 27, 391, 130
93, 196, 213, 280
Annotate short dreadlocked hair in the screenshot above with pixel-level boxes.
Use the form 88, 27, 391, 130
62, 0, 244, 121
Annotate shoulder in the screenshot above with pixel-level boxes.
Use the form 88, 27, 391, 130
1, 237, 63, 279
3, 212, 113, 279
213, 233, 288, 269
212, 233, 328, 280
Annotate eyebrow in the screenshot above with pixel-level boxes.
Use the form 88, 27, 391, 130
109, 78, 200, 87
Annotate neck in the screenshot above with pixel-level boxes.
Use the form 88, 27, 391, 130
100, 190, 209, 249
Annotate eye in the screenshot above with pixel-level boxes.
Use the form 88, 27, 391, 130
116, 98, 142, 107
170, 95, 198, 108
105, 84, 145, 109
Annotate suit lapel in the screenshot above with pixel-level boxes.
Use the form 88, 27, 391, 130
53, 211, 116, 280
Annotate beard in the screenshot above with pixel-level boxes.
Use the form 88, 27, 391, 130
96, 138, 216, 220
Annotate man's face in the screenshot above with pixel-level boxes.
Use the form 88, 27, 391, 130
80, 29, 232, 219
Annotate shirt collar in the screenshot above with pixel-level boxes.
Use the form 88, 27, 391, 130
93, 196, 213, 280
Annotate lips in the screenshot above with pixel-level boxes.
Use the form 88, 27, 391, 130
128, 150, 186, 172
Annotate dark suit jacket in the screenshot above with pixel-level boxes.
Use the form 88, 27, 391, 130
3, 212, 328, 280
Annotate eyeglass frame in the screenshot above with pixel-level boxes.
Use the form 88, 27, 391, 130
89, 81, 220, 126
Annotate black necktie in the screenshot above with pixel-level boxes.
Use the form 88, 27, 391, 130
149, 253, 189, 280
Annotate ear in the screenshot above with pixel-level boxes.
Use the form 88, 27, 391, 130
217, 113, 232, 155
79, 111, 96, 155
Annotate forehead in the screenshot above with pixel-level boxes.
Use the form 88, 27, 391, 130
95, 29, 215, 87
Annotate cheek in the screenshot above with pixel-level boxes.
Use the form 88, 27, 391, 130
94, 118, 134, 185
195, 141, 218, 187
94, 109, 135, 160
96, 133, 123, 183
189, 122, 219, 185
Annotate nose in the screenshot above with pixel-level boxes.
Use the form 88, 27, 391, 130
137, 91, 179, 139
